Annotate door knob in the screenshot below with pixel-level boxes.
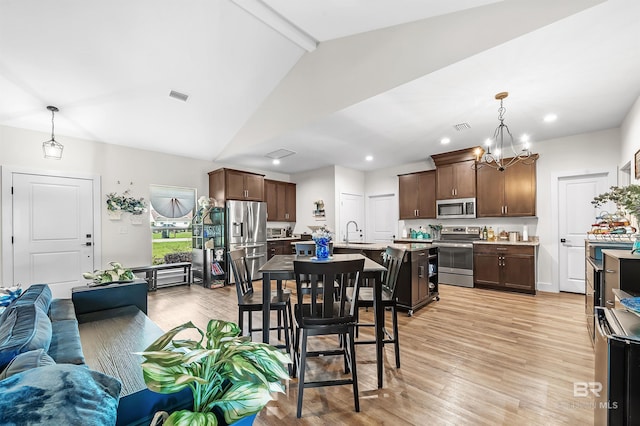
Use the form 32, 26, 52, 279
560, 238, 566, 243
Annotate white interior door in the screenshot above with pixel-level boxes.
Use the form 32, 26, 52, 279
558, 172, 610, 293
12, 173, 96, 298
339, 193, 364, 243
367, 194, 398, 243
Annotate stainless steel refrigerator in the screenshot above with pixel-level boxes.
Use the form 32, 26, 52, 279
226, 200, 267, 282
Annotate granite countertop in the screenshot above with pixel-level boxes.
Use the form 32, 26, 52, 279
333, 241, 432, 252
473, 239, 539, 246
266, 236, 304, 242
393, 238, 434, 243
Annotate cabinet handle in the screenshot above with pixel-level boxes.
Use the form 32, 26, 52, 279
504, 205, 507, 215
605, 269, 616, 273
606, 300, 615, 306
418, 265, 424, 278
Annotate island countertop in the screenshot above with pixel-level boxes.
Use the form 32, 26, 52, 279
473, 240, 539, 247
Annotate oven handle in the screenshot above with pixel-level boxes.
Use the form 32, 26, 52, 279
432, 242, 474, 248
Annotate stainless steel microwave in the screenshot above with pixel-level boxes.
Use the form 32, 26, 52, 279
436, 198, 476, 219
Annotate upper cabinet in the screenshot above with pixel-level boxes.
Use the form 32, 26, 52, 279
476, 155, 538, 217
209, 168, 264, 202
398, 170, 436, 219
264, 179, 296, 222
435, 161, 476, 200
431, 148, 481, 200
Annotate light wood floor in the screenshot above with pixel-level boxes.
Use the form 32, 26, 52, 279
147, 282, 594, 425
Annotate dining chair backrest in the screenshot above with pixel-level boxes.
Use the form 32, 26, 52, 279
381, 246, 406, 298
293, 258, 364, 323
229, 248, 253, 299
294, 241, 334, 256
294, 242, 315, 256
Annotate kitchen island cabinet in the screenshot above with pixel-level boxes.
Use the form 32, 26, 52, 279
476, 155, 537, 217
398, 170, 436, 219
334, 243, 439, 315
473, 243, 536, 294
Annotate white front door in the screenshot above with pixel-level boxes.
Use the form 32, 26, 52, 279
558, 172, 610, 293
11, 173, 96, 298
367, 194, 397, 243
339, 193, 364, 243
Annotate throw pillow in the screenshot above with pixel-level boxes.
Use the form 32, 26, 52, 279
0, 284, 52, 324
0, 348, 56, 380
0, 304, 53, 369
0, 363, 121, 426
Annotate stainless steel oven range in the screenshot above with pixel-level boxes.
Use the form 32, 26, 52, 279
432, 226, 481, 288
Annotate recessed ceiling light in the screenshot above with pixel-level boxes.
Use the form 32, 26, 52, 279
365, 155, 373, 161
544, 113, 557, 122
440, 138, 450, 145
272, 159, 280, 165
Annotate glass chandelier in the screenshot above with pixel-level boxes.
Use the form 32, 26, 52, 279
42, 105, 63, 160
477, 92, 531, 171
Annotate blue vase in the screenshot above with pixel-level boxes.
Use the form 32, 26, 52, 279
315, 237, 330, 259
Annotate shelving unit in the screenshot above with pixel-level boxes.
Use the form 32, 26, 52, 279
192, 206, 226, 287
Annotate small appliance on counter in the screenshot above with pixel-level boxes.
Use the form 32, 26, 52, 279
267, 227, 287, 239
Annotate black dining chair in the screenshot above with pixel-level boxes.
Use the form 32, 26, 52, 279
228, 248, 293, 354
293, 241, 338, 298
291, 258, 364, 418
347, 246, 405, 369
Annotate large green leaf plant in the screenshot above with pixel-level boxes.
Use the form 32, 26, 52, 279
140, 319, 290, 426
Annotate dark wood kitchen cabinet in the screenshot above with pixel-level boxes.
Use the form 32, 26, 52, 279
267, 239, 300, 260
264, 179, 296, 222
398, 170, 436, 219
435, 160, 476, 200
208, 168, 264, 202
476, 155, 538, 217
473, 244, 536, 294
431, 148, 481, 200
396, 247, 439, 315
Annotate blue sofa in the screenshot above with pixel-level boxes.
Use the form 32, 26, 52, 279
0, 282, 190, 426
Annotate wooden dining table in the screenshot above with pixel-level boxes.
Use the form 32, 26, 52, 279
258, 253, 388, 388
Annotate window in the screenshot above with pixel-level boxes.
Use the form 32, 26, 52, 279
149, 185, 196, 264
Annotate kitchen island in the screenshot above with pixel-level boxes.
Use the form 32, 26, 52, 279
333, 241, 438, 315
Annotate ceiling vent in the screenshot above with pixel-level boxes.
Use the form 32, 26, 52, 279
266, 149, 296, 159
169, 90, 189, 102
453, 122, 471, 131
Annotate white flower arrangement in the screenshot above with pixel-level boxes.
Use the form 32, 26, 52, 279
106, 190, 147, 215
312, 225, 333, 242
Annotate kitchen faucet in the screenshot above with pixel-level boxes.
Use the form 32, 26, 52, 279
345, 220, 359, 245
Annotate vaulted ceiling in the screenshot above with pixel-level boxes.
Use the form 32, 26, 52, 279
1, 0, 638, 174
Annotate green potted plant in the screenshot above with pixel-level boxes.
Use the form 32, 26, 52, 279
139, 319, 290, 426
82, 261, 135, 286
592, 184, 640, 220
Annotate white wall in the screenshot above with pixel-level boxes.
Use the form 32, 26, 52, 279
620, 95, 640, 180
291, 166, 335, 236
0, 125, 289, 281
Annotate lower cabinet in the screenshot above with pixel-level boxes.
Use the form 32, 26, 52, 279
473, 244, 536, 294
267, 239, 299, 260
396, 247, 439, 316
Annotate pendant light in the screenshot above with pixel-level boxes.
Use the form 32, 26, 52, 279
477, 92, 531, 171
42, 105, 63, 160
